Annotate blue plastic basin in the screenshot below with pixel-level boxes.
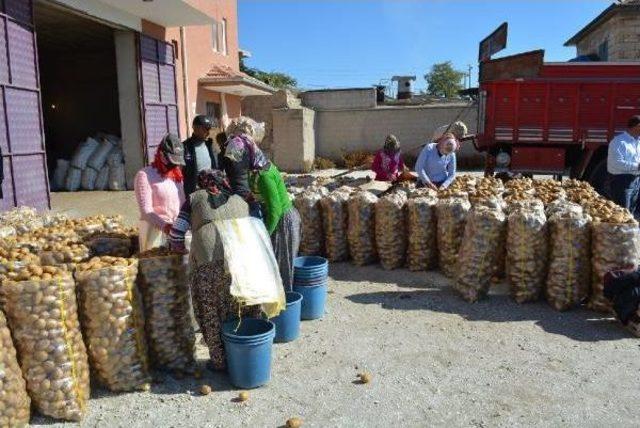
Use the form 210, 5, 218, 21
222, 318, 275, 389
293, 283, 327, 320
270, 292, 303, 343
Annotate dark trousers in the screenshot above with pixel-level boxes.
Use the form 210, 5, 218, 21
607, 174, 640, 219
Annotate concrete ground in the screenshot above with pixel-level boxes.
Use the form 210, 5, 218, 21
38, 183, 640, 428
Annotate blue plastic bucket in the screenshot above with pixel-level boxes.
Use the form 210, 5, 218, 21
222, 318, 275, 389
270, 292, 303, 343
293, 276, 329, 287
294, 256, 329, 276
293, 283, 327, 320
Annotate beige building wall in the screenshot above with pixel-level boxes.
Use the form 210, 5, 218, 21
576, 13, 640, 60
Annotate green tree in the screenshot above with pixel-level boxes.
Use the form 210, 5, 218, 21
424, 61, 465, 98
240, 57, 297, 89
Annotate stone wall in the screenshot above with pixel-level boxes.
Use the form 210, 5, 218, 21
302, 88, 377, 110
240, 95, 274, 157
576, 12, 640, 60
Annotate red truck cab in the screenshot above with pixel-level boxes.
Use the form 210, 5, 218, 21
474, 29, 640, 193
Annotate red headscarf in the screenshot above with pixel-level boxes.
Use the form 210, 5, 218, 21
152, 148, 184, 182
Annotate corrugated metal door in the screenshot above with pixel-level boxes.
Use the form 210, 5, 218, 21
0, 0, 49, 210
138, 34, 179, 163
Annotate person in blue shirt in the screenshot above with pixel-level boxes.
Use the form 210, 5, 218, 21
415, 133, 458, 190
606, 115, 640, 218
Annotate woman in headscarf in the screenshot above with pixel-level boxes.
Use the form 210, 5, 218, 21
250, 158, 301, 292
414, 133, 458, 190
371, 134, 406, 182
134, 134, 186, 251
219, 116, 268, 219
169, 169, 262, 370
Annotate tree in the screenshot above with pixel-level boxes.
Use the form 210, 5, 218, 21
424, 61, 465, 98
240, 57, 297, 89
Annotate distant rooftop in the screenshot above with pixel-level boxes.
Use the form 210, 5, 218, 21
565, 0, 640, 46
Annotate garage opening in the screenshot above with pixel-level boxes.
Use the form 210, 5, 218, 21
34, 0, 124, 191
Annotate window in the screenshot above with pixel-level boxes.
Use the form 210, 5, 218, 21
598, 39, 609, 61
221, 19, 228, 56
206, 102, 222, 127
211, 20, 219, 52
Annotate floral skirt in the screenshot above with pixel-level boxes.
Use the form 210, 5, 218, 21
190, 262, 261, 370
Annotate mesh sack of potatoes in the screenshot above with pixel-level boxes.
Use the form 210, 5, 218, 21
137, 248, 195, 371
406, 196, 438, 271
590, 218, 640, 313
41, 212, 69, 228
0, 247, 40, 283
38, 241, 91, 268
294, 186, 328, 256
375, 192, 408, 270
84, 232, 134, 258
533, 180, 566, 206
455, 206, 506, 302
75, 257, 151, 391
545, 203, 591, 311
0, 267, 90, 421
0, 310, 31, 427
436, 196, 471, 278
470, 196, 507, 278
320, 187, 354, 262
347, 191, 378, 266
506, 202, 548, 303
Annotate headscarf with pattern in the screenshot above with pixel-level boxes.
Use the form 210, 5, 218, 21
197, 169, 233, 209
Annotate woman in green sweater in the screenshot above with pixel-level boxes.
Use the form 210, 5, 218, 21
251, 162, 301, 291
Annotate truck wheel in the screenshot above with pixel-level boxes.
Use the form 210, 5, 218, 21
587, 159, 608, 197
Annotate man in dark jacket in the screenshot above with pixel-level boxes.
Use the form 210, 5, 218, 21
182, 115, 219, 195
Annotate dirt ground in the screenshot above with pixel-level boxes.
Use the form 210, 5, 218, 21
39, 188, 640, 428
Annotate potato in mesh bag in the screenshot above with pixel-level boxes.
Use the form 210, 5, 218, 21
0, 267, 90, 421
590, 221, 640, 313
406, 196, 438, 271
294, 186, 328, 256
375, 192, 407, 270
38, 241, 91, 268
320, 187, 353, 262
347, 191, 378, 266
84, 232, 133, 258
436, 196, 470, 278
75, 257, 151, 391
455, 206, 506, 302
138, 248, 196, 371
507, 203, 548, 303
0, 310, 30, 427
545, 203, 591, 311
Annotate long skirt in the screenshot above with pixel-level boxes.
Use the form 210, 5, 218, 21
190, 262, 261, 370
271, 207, 301, 291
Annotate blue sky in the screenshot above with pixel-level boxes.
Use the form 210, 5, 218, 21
238, 0, 611, 90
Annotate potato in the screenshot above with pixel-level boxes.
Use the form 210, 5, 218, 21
0, 310, 31, 427
286, 417, 304, 428
320, 187, 354, 262
545, 203, 591, 311
507, 201, 548, 303
406, 196, 438, 271
436, 196, 471, 278
347, 191, 378, 266
84, 232, 134, 258
0, 271, 90, 422
455, 205, 506, 302
75, 257, 151, 392
294, 186, 328, 256
137, 250, 195, 372
375, 192, 407, 270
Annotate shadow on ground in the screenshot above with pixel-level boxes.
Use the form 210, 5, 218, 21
332, 262, 630, 343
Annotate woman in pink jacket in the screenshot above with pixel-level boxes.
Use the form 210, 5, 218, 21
371, 134, 405, 182
134, 134, 186, 251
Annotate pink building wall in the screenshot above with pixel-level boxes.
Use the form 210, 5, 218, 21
141, 0, 242, 138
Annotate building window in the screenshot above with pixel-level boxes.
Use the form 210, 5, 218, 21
221, 19, 228, 56
206, 102, 222, 127
598, 39, 609, 61
211, 20, 219, 52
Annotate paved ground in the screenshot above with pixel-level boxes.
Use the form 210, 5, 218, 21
38, 181, 640, 428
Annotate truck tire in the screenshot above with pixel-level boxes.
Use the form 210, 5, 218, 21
587, 159, 608, 197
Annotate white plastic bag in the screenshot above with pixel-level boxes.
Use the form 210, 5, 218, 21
215, 217, 286, 318
52, 159, 69, 191
70, 137, 100, 169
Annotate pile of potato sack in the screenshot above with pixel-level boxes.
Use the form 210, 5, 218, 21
0, 208, 194, 424
293, 175, 640, 331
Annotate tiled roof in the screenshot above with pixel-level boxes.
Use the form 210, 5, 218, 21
203, 64, 249, 80
200, 64, 275, 93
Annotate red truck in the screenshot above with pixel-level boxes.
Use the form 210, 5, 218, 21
472, 24, 640, 193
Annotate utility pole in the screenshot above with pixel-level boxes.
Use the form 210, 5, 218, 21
467, 64, 473, 88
